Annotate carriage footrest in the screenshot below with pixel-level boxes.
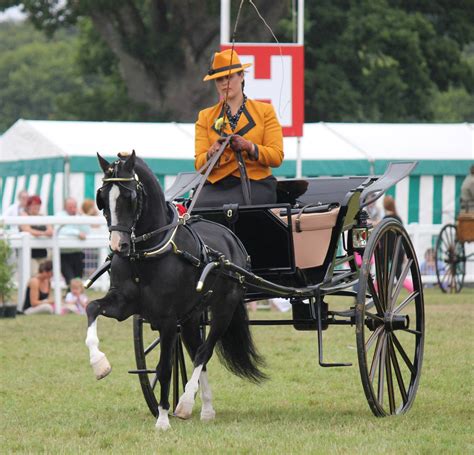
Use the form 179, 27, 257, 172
128, 369, 157, 374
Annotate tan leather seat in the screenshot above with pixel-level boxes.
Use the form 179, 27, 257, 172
278, 207, 340, 269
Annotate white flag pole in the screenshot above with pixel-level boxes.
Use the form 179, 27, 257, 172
296, 0, 304, 178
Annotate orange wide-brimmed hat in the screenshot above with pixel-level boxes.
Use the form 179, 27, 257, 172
203, 49, 252, 81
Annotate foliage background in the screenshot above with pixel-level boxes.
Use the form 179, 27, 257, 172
0, 0, 473, 133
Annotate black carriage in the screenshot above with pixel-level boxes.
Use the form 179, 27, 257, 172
435, 211, 474, 293
130, 161, 425, 418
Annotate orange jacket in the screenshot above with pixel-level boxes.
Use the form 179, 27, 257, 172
195, 99, 284, 183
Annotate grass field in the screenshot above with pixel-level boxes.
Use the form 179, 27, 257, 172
1, 288, 473, 454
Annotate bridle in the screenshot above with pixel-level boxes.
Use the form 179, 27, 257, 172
98, 161, 181, 257
100, 171, 145, 238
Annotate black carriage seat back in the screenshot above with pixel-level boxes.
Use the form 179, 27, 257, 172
277, 176, 370, 207
274, 204, 340, 269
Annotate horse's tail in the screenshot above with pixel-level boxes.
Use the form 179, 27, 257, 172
216, 301, 268, 383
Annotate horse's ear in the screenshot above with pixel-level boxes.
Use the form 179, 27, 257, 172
97, 153, 110, 174
123, 150, 136, 173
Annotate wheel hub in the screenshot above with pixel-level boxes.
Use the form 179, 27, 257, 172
384, 313, 409, 331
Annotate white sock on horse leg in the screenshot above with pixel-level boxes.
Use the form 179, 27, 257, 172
175, 364, 204, 419
200, 370, 216, 421
155, 406, 171, 431
85, 319, 111, 379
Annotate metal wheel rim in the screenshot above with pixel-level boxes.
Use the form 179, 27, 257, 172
133, 315, 161, 417
435, 224, 465, 293
355, 219, 425, 417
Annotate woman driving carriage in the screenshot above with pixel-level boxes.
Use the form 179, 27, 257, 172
193, 49, 284, 207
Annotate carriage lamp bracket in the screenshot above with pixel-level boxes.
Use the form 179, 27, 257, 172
352, 209, 373, 250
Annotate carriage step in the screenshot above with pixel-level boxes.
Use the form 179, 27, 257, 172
128, 369, 157, 374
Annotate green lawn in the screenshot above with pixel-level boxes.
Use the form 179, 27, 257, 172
1, 288, 472, 454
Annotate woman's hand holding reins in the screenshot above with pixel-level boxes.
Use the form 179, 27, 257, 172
206, 137, 227, 160
230, 135, 257, 160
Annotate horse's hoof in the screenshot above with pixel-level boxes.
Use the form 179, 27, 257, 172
174, 399, 194, 420
155, 420, 171, 431
91, 356, 112, 380
200, 408, 216, 422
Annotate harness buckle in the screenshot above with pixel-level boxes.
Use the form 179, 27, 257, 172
131, 228, 136, 254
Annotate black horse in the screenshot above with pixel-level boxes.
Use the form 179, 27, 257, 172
85, 151, 265, 430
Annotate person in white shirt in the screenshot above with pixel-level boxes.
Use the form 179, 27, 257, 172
56, 197, 90, 287
3, 189, 29, 217
3, 190, 29, 233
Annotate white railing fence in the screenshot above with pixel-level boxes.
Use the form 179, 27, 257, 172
1, 216, 473, 315
1, 216, 109, 314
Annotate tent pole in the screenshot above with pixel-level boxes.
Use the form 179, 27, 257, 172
220, 0, 231, 44
296, 137, 302, 178
64, 156, 70, 200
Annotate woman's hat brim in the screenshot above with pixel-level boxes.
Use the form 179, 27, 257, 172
203, 63, 252, 81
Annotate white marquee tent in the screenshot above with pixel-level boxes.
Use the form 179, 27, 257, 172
1, 119, 472, 226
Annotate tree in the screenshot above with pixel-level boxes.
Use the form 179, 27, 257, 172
3, 0, 288, 122
302, 0, 474, 121
0, 21, 78, 131
0, 20, 147, 132
1, 1, 473, 123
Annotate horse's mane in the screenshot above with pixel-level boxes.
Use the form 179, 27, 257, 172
133, 156, 164, 200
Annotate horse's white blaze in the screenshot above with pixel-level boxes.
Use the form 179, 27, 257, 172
175, 364, 204, 419
199, 371, 216, 421
109, 185, 121, 251
155, 406, 171, 431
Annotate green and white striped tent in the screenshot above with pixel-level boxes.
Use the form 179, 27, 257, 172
1, 119, 472, 225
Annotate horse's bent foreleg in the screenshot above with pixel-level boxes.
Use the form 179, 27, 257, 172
85, 301, 112, 380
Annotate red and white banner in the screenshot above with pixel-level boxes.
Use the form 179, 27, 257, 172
221, 43, 304, 137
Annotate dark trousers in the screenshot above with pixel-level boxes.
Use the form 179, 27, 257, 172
60, 252, 85, 285
193, 175, 277, 208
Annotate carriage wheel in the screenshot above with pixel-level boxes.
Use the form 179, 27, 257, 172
435, 224, 466, 293
355, 218, 425, 417
132, 316, 190, 417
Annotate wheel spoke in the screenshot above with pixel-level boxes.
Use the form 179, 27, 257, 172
144, 336, 161, 356
388, 334, 408, 404
392, 333, 416, 376
368, 275, 384, 315
385, 341, 396, 414
402, 328, 422, 336
393, 291, 419, 314
374, 247, 386, 309
365, 298, 375, 311
151, 373, 159, 391
390, 259, 413, 307
387, 235, 403, 311
382, 234, 390, 306
369, 332, 385, 382
377, 335, 388, 406
365, 325, 384, 352
365, 311, 384, 322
